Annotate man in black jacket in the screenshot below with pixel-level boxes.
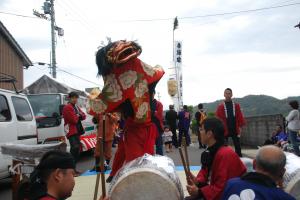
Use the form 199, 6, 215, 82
165, 105, 178, 148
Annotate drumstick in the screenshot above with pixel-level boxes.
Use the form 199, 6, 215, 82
182, 137, 190, 173
93, 114, 102, 200
93, 173, 100, 200
178, 147, 189, 178
93, 114, 107, 200
100, 115, 107, 197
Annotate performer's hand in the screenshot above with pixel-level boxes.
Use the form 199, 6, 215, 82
187, 171, 198, 185
187, 183, 199, 197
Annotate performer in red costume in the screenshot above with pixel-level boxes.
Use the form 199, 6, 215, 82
89, 41, 165, 180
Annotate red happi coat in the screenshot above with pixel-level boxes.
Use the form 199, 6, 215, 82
62, 103, 86, 138
90, 58, 164, 162
215, 101, 246, 137
196, 146, 247, 200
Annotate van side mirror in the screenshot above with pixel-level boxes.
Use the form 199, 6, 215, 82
59, 105, 65, 116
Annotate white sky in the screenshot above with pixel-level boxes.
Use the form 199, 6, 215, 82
1, 0, 300, 108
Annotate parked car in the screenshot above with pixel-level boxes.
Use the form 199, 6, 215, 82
0, 88, 37, 179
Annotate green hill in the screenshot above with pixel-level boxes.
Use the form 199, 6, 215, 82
200, 95, 300, 117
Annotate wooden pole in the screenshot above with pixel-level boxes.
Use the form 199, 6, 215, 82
93, 114, 107, 200
178, 147, 189, 177
100, 115, 106, 197
182, 137, 190, 173
12, 160, 21, 200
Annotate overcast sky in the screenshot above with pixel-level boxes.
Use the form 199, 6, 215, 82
1, 0, 300, 107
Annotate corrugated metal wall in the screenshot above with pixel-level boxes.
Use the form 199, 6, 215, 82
0, 33, 24, 91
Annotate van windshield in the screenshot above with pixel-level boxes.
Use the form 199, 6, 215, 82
27, 94, 61, 128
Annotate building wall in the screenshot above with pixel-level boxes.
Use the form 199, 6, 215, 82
240, 114, 284, 146
0, 34, 24, 90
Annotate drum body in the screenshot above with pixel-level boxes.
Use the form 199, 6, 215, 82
109, 154, 184, 200
283, 153, 300, 199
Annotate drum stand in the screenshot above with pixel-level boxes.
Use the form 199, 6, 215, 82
93, 115, 106, 200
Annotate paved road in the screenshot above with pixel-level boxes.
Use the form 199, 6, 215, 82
0, 144, 204, 200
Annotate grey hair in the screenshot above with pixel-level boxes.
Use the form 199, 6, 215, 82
256, 147, 286, 177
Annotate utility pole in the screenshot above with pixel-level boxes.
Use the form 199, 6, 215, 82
34, 0, 62, 78
50, 0, 56, 78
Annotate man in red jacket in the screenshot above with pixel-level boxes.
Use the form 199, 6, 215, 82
62, 92, 86, 167
216, 88, 245, 157
185, 117, 246, 200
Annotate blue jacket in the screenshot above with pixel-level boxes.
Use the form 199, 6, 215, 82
221, 172, 295, 200
178, 110, 190, 130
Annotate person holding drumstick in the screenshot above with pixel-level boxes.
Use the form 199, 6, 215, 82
185, 118, 246, 200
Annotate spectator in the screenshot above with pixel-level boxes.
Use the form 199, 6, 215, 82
18, 151, 76, 200
263, 125, 287, 146
216, 88, 245, 157
286, 100, 300, 156
151, 92, 164, 156
162, 126, 173, 153
165, 105, 178, 148
195, 103, 207, 149
178, 105, 191, 146
221, 146, 296, 200
62, 92, 86, 172
185, 117, 246, 200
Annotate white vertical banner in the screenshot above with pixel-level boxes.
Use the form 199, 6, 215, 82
175, 41, 183, 109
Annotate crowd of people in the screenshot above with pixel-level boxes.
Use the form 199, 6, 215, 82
14, 86, 300, 200
17, 117, 296, 200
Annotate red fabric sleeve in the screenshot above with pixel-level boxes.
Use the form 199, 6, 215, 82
63, 105, 79, 124
200, 155, 230, 200
215, 104, 224, 121
155, 100, 164, 128
196, 167, 209, 184
236, 103, 246, 127
199, 152, 246, 200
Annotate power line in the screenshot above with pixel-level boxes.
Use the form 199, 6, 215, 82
32, 63, 102, 86
56, 0, 99, 35
0, 11, 38, 19
180, 2, 300, 20
56, 67, 102, 87
119, 2, 300, 22
1, 2, 300, 23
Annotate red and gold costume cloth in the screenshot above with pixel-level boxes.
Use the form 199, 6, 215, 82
89, 41, 165, 165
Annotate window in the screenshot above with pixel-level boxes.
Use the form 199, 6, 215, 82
27, 94, 62, 128
11, 97, 33, 121
0, 95, 12, 122
28, 94, 61, 118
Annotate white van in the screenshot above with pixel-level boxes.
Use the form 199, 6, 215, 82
27, 93, 97, 152
0, 89, 37, 179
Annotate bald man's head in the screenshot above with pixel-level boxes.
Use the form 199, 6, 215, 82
255, 145, 286, 179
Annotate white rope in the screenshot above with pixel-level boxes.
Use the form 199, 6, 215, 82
224, 101, 235, 118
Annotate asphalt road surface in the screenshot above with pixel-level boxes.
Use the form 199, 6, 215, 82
0, 143, 204, 200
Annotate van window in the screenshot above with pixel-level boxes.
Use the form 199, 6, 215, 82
11, 97, 33, 121
0, 95, 11, 121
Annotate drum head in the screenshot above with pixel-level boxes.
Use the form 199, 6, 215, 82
110, 168, 181, 200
